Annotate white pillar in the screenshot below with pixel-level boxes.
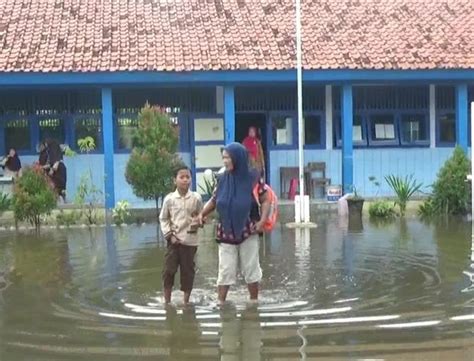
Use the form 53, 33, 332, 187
429, 84, 436, 148
216, 86, 224, 114
325, 85, 333, 150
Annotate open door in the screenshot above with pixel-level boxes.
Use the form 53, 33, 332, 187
192, 116, 225, 194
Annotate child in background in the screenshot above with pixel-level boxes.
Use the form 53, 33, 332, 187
159, 166, 203, 304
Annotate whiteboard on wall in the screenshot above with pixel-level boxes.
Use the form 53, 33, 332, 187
194, 118, 224, 142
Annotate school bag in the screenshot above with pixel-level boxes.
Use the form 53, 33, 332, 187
253, 183, 278, 232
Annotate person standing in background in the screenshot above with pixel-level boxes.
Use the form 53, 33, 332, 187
242, 126, 265, 178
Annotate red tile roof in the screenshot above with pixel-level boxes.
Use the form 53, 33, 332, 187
0, 0, 472, 73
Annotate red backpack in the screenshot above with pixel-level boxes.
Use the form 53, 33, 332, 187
253, 183, 278, 232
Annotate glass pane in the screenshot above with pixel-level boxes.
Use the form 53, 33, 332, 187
75, 117, 102, 149
335, 115, 364, 142
439, 113, 455, 143
352, 115, 363, 141
304, 115, 322, 145
371, 114, 395, 140
39, 117, 65, 144
5, 118, 30, 151
271, 116, 293, 146
117, 115, 138, 149
401, 114, 426, 143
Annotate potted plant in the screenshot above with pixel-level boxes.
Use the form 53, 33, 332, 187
346, 185, 365, 218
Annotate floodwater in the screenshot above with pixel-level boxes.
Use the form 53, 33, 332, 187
0, 216, 473, 361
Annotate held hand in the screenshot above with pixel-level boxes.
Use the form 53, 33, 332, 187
197, 213, 207, 226
170, 235, 181, 245
254, 221, 265, 233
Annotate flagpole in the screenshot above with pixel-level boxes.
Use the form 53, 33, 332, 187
295, 0, 306, 223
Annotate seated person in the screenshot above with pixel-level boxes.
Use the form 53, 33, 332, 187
0, 148, 22, 178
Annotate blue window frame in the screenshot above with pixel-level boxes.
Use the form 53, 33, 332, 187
115, 112, 139, 151
399, 112, 429, 146
38, 115, 67, 145
436, 111, 456, 147
72, 114, 103, 152
468, 87, 473, 146
268, 112, 297, 150
436, 86, 455, 147
367, 112, 399, 146
114, 111, 190, 153
4, 116, 31, 153
303, 112, 325, 149
333, 112, 368, 148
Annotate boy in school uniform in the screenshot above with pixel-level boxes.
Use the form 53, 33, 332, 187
159, 166, 203, 304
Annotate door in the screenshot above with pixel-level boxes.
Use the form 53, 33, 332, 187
192, 116, 225, 194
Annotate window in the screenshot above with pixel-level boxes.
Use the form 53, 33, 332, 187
117, 115, 138, 149
438, 113, 455, 144
370, 114, 396, 141
74, 117, 102, 149
5, 118, 30, 151
334, 114, 366, 147
271, 116, 293, 146
304, 115, 323, 146
400, 114, 428, 144
39, 117, 65, 144
367, 113, 398, 146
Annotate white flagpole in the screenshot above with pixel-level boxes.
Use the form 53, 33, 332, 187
295, 0, 306, 223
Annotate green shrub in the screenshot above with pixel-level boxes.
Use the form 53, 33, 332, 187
425, 146, 471, 216
74, 137, 102, 225
418, 198, 435, 219
385, 174, 422, 216
13, 167, 57, 228
56, 210, 81, 227
0, 192, 11, 214
112, 200, 131, 225
368, 200, 396, 218
75, 173, 102, 225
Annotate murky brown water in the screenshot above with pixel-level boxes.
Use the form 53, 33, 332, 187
0, 216, 473, 360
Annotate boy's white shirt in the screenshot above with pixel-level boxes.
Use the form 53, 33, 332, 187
159, 189, 203, 246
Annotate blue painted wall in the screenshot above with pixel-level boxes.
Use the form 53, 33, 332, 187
19, 146, 454, 205
19, 152, 190, 208
270, 148, 454, 198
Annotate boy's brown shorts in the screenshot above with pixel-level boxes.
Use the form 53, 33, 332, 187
162, 243, 197, 292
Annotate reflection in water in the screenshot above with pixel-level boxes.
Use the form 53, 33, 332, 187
0, 217, 473, 360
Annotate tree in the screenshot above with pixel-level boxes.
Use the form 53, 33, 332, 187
125, 104, 183, 218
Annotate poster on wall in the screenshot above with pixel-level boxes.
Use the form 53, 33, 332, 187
277, 129, 287, 145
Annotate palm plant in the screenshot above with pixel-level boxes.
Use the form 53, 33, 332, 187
198, 170, 217, 196
385, 174, 423, 216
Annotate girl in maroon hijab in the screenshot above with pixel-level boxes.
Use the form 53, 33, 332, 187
242, 126, 265, 176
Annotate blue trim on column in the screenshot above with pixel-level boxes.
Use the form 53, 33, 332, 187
102, 88, 115, 209
456, 84, 468, 153
0, 119, 4, 155
224, 86, 235, 144
342, 84, 354, 194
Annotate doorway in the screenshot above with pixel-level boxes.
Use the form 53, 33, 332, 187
235, 112, 268, 181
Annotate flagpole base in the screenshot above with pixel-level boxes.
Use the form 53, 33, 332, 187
286, 222, 317, 229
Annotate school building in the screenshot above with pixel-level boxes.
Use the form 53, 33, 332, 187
0, 0, 473, 208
